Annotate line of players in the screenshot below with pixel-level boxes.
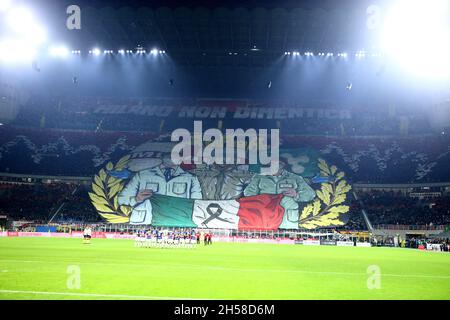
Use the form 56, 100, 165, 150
134, 228, 213, 248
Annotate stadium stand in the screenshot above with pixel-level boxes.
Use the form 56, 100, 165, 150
1, 125, 449, 182
10, 95, 433, 136
358, 190, 450, 227
0, 182, 100, 223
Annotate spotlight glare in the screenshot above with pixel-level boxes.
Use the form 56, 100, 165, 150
50, 45, 69, 57
7, 7, 33, 33
0, 39, 36, 62
92, 48, 100, 56
7, 7, 47, 44
381, 0, 450, 78
0, 0, 11, 12
150, 48, 158, 55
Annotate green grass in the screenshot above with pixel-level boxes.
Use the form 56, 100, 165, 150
0, 237, 449, 300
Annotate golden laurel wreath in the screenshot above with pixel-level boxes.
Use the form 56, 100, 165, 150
89, 155, 132, 223
299, 159, 351, 229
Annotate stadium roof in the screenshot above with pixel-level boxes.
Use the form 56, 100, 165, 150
39, 0, 382, 67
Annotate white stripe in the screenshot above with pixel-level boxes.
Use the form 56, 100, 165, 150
0, 289, 206, 300
1, 259, 450, 280
192, 199, 240, 229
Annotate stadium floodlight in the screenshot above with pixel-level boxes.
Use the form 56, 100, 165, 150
49, 45, 69, 57
91, 48, 100, 56
381, 0, 450, 78
355, 50, 366, 58
6, 7, 47, 45
150, 48, 158, 55
118, 49, 125, 54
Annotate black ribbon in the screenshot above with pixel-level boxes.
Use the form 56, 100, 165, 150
202, 203, 231, 226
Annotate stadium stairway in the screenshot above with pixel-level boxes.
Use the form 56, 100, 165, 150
353, 191, 374, 232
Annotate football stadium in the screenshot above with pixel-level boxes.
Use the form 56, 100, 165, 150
0, 0, 450, 304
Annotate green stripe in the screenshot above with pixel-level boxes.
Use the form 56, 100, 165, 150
150, 195, 197, 227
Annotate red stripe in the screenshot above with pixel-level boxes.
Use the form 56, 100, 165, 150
237, 194, 285, 230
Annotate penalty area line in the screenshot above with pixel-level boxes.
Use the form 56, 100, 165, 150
0, 289, 206, 300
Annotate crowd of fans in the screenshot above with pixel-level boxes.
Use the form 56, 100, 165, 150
358, 190, 450, 227
0, 182, 100, 223
1, 125, 449, 183
339, 202, 367, 230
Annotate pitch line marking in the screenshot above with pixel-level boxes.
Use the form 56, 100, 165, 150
1, 259, 450, 280
0, 289, 207, 300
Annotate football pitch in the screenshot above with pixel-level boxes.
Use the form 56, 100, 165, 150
0, 237, 449, 300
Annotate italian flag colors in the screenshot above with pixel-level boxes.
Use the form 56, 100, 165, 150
150, 194, 285, 230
